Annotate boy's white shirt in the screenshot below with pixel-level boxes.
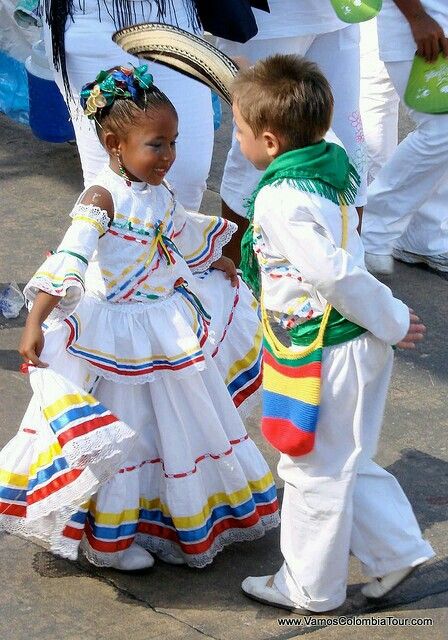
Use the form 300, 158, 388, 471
254, 183, 410, 345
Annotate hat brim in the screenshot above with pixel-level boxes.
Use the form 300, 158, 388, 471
112, 23, 239, 105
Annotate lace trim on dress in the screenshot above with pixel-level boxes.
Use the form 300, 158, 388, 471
80, 513, 280, 568
70, 204, 111, 235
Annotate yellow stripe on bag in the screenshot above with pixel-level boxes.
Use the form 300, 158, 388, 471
263, 364, 320, 405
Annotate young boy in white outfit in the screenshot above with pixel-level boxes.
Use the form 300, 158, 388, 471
232, 54, 434, 613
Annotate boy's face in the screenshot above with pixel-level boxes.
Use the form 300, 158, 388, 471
233, 103, 272, 171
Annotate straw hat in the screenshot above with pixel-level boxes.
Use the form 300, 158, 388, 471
113, 23, 239, 105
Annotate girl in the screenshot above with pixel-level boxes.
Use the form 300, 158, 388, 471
0, 66, 279, 571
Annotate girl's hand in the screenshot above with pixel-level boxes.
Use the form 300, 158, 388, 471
396, 308, 426, 349
211, 256, 239, 287
19, 322, 48, 368
409, 11, 448, 62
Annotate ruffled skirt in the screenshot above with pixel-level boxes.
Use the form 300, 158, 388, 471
0, 273, 278, 567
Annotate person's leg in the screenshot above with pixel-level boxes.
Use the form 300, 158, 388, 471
43, 11, 213, 210
359, 19, 399, 183
362, 59, 448, 272
307, 26, 368, 209
350, 461, 434, 580
216, 35, 314, 264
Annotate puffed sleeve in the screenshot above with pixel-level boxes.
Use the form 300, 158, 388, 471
172, 200, 237, 273
24, 203, 110, 320
257, 188, 410, 345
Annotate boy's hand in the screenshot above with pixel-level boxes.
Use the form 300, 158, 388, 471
19, 322, 48, 368
396, 308, 426, 349
211, 256, 239, 287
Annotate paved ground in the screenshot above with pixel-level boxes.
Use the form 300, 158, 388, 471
0, 108, 447, 640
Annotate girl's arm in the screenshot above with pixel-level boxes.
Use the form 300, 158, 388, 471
393, 0, 448, 61
19, 186, 113, 368
19, 292, 60, 367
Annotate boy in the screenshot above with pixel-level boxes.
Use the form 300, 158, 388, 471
233, 54, 434, 613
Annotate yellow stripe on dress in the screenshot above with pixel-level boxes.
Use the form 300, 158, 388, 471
28, 442, 64, 479
89, 472, 275, 529
43, 393, 97, 422
225, 320, 263, 385
71, 216, 105, 235
0, 469, 29, 488
182, 218, 217, 261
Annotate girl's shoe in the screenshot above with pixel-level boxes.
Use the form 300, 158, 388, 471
110, 543, 155, 571
361, 566, 416, 599
241, 575, 309, 613
156, 547, 186, 565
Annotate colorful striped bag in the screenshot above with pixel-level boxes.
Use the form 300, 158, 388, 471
260, 203, 348, 457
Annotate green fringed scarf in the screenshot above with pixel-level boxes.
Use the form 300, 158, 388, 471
240, 141, 360, 298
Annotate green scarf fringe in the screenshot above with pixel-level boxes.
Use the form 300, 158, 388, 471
240, 144, 360, 298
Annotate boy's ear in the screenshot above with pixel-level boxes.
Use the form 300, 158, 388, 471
262, 130, 282, 159
103, 131, 120, 156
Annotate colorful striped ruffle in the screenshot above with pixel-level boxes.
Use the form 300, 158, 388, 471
63, 471, 279, 564
182, 215, 234, 273
64, 299, 209, 381
0, 370, 135, 534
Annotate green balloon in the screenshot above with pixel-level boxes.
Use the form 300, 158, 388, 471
404, 53, 448, 114
330, 0, 382, 23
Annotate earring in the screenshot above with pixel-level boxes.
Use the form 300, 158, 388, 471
117, 153, 132, 187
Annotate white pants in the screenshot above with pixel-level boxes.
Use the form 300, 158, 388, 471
272, 334, 434, 612
362, 59, 448, 256
43, 3, 214, 210
360, 19, 399, 183
217, 25, 368, 215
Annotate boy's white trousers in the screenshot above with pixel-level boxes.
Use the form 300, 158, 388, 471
362, 59, 448, 257
272, 333, 434, 612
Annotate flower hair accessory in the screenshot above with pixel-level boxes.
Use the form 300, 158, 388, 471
80, 65, 154, 119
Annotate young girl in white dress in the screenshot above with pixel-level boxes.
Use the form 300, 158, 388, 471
0, 65, 279, 571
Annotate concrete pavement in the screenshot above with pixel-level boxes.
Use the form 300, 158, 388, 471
0, 109, 447, 640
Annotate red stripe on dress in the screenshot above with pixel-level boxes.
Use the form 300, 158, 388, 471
189, 223, 229, 268
233, 373, 262, 408
57, 413, 117, 447
62, 524, 84, 540
80, 353, 205, 377
27, 468, 83, 505
0, 501, 27, 517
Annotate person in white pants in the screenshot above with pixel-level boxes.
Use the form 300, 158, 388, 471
231, 53, 434, 613
362, 0, 448, 274
360, 18, 400, 184
216, 0, 368, 263
43, 0, 214, 211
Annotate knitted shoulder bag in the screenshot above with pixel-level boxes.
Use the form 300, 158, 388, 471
261, 202, 348, 457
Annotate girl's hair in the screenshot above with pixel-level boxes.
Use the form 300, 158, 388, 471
232, 54, 334, 149
80, 65, 177, 140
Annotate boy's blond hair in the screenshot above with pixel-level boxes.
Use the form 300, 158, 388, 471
232, 54, 334, 149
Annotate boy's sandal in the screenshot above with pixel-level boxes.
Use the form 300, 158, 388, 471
241, 574, 310, 613
361, 566, 417, 599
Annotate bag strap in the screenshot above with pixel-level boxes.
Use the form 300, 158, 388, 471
261, 201, 349, 359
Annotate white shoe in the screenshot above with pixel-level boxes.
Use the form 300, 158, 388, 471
392, 248, 448, 273
109, 543, 155, 571
156, 547, 186, 565
361, 566, 416, 599
241, 575, 309, 613
364, 252, 394, 275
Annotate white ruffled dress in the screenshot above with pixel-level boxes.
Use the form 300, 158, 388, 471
0, 166, 279, 567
